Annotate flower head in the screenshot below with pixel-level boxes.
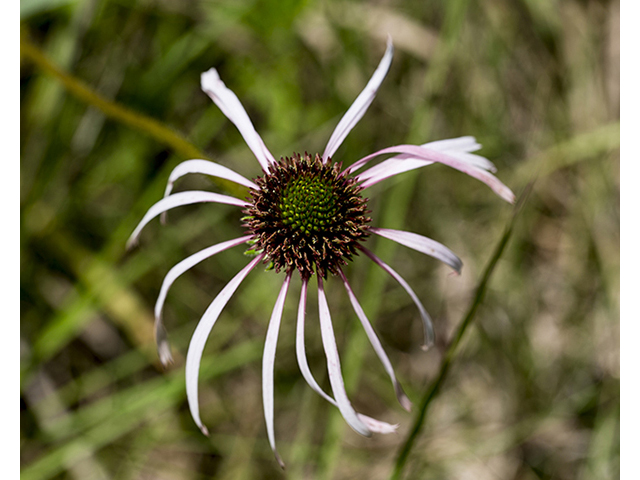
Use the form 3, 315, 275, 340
244, 152, 370, 279
128, 38, 514, 467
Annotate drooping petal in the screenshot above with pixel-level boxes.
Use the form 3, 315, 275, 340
357, 142, 496, 189
127, 191, 249, 249
355, 136, 490, 184
185, 254, 264, 435
423, 136, 482, 153
448, 151, 497, 173
155, 235, 253, 322
322, 37, 394, 162
262, 272, 291, 469
338, 268, 412, 412
317, 276, 371, 436
428, 142, 496, 173
164, 159, 258, 198
369, 227, 462, 273
347, 145, 515, 203
360, 247, 435, 350
160, 160, 258, 223
156, 323, 173, 367
359, 155, 498, 189
356, 157, 431, 184
201, 68, 276, 170
295, 277, 335, 404
153, 235, 253, 366
358, 416, 399, 434
296, 278, 399, 433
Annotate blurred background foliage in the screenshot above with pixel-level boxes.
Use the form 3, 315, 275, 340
20, 0, 619, 478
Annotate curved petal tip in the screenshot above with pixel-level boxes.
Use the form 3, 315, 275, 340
274, 451, 286, 470
358, 415, 399, 434
157, 341, 174, 367
125, 236, 138, 251
396, 386, 413, 413
200, 68, 221, 90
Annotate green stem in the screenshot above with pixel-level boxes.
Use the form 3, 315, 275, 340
20, 32, 244, 197
390, 184, 533, 480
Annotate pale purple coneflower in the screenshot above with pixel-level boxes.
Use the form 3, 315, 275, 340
127, 38, 514, 467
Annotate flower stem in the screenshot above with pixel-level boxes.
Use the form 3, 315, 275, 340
20, 31, 245, 197
389, 183, 533, 480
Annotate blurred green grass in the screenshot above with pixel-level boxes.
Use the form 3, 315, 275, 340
21, 0, 619, 479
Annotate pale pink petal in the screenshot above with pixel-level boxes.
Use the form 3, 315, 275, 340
450, 151, 497, 172
358, 416, 399, 434
153, 235, 253, 366
317, 276, 371, 436
160, 159, 259, 223
295, 278, 335, 404
360, 247, 435, 350
356, 136, 495, 186
338, 268, 412, 412
164, 159, 258, 197
352, 137, 482, 175
428, 138, 495, 173
127, 191, 248, 249
356, 157, 432, 184
160, 160, 257, 223
201, 68, 276, 170
347, 145, 514, 203
369, 227, 462, 273
356, 136, 479, 181
296, 278, 398, 431
361, 154, 504, 192
156, 323, 173, 367
262, 272, 292, 469
185, 254, 264, 435
357, 146, 495, 190
403, 138, 492, 172
360, 155, 497, 190
322, 37, 394, 162
424, 136, 482, 154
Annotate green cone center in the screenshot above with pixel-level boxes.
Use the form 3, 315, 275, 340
280, 176, 338, 235
243, 152, 371, 278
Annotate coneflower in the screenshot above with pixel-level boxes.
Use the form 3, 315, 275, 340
128, 38, 514, 467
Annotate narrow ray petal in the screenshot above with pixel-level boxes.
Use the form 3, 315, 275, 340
164, 159, 258, 198
424, 136, 482, 153
153, 235, 253, 366
317, 276, 371, 436
338, 268, 412, 412
322, 37, 394, 162
295, 278, 335, 403
127, 191, 248, 249
262, 272, 292, 469
358, 416, 399, 434
369, 227, 462, 273
449, 152, 497, 173
358, 153, 497, 189
201, 68, 276, 170
185, 254, 264, 435
356, 136, 489, 184
356, 157, 431, 184
296, 278, 399, 433
427, 137, 496, 173
347, 145, 515, 203
360, 247, 435, 350
156, 322, 173, 367
160, 160, 257, 224
357, 148, 496, 189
